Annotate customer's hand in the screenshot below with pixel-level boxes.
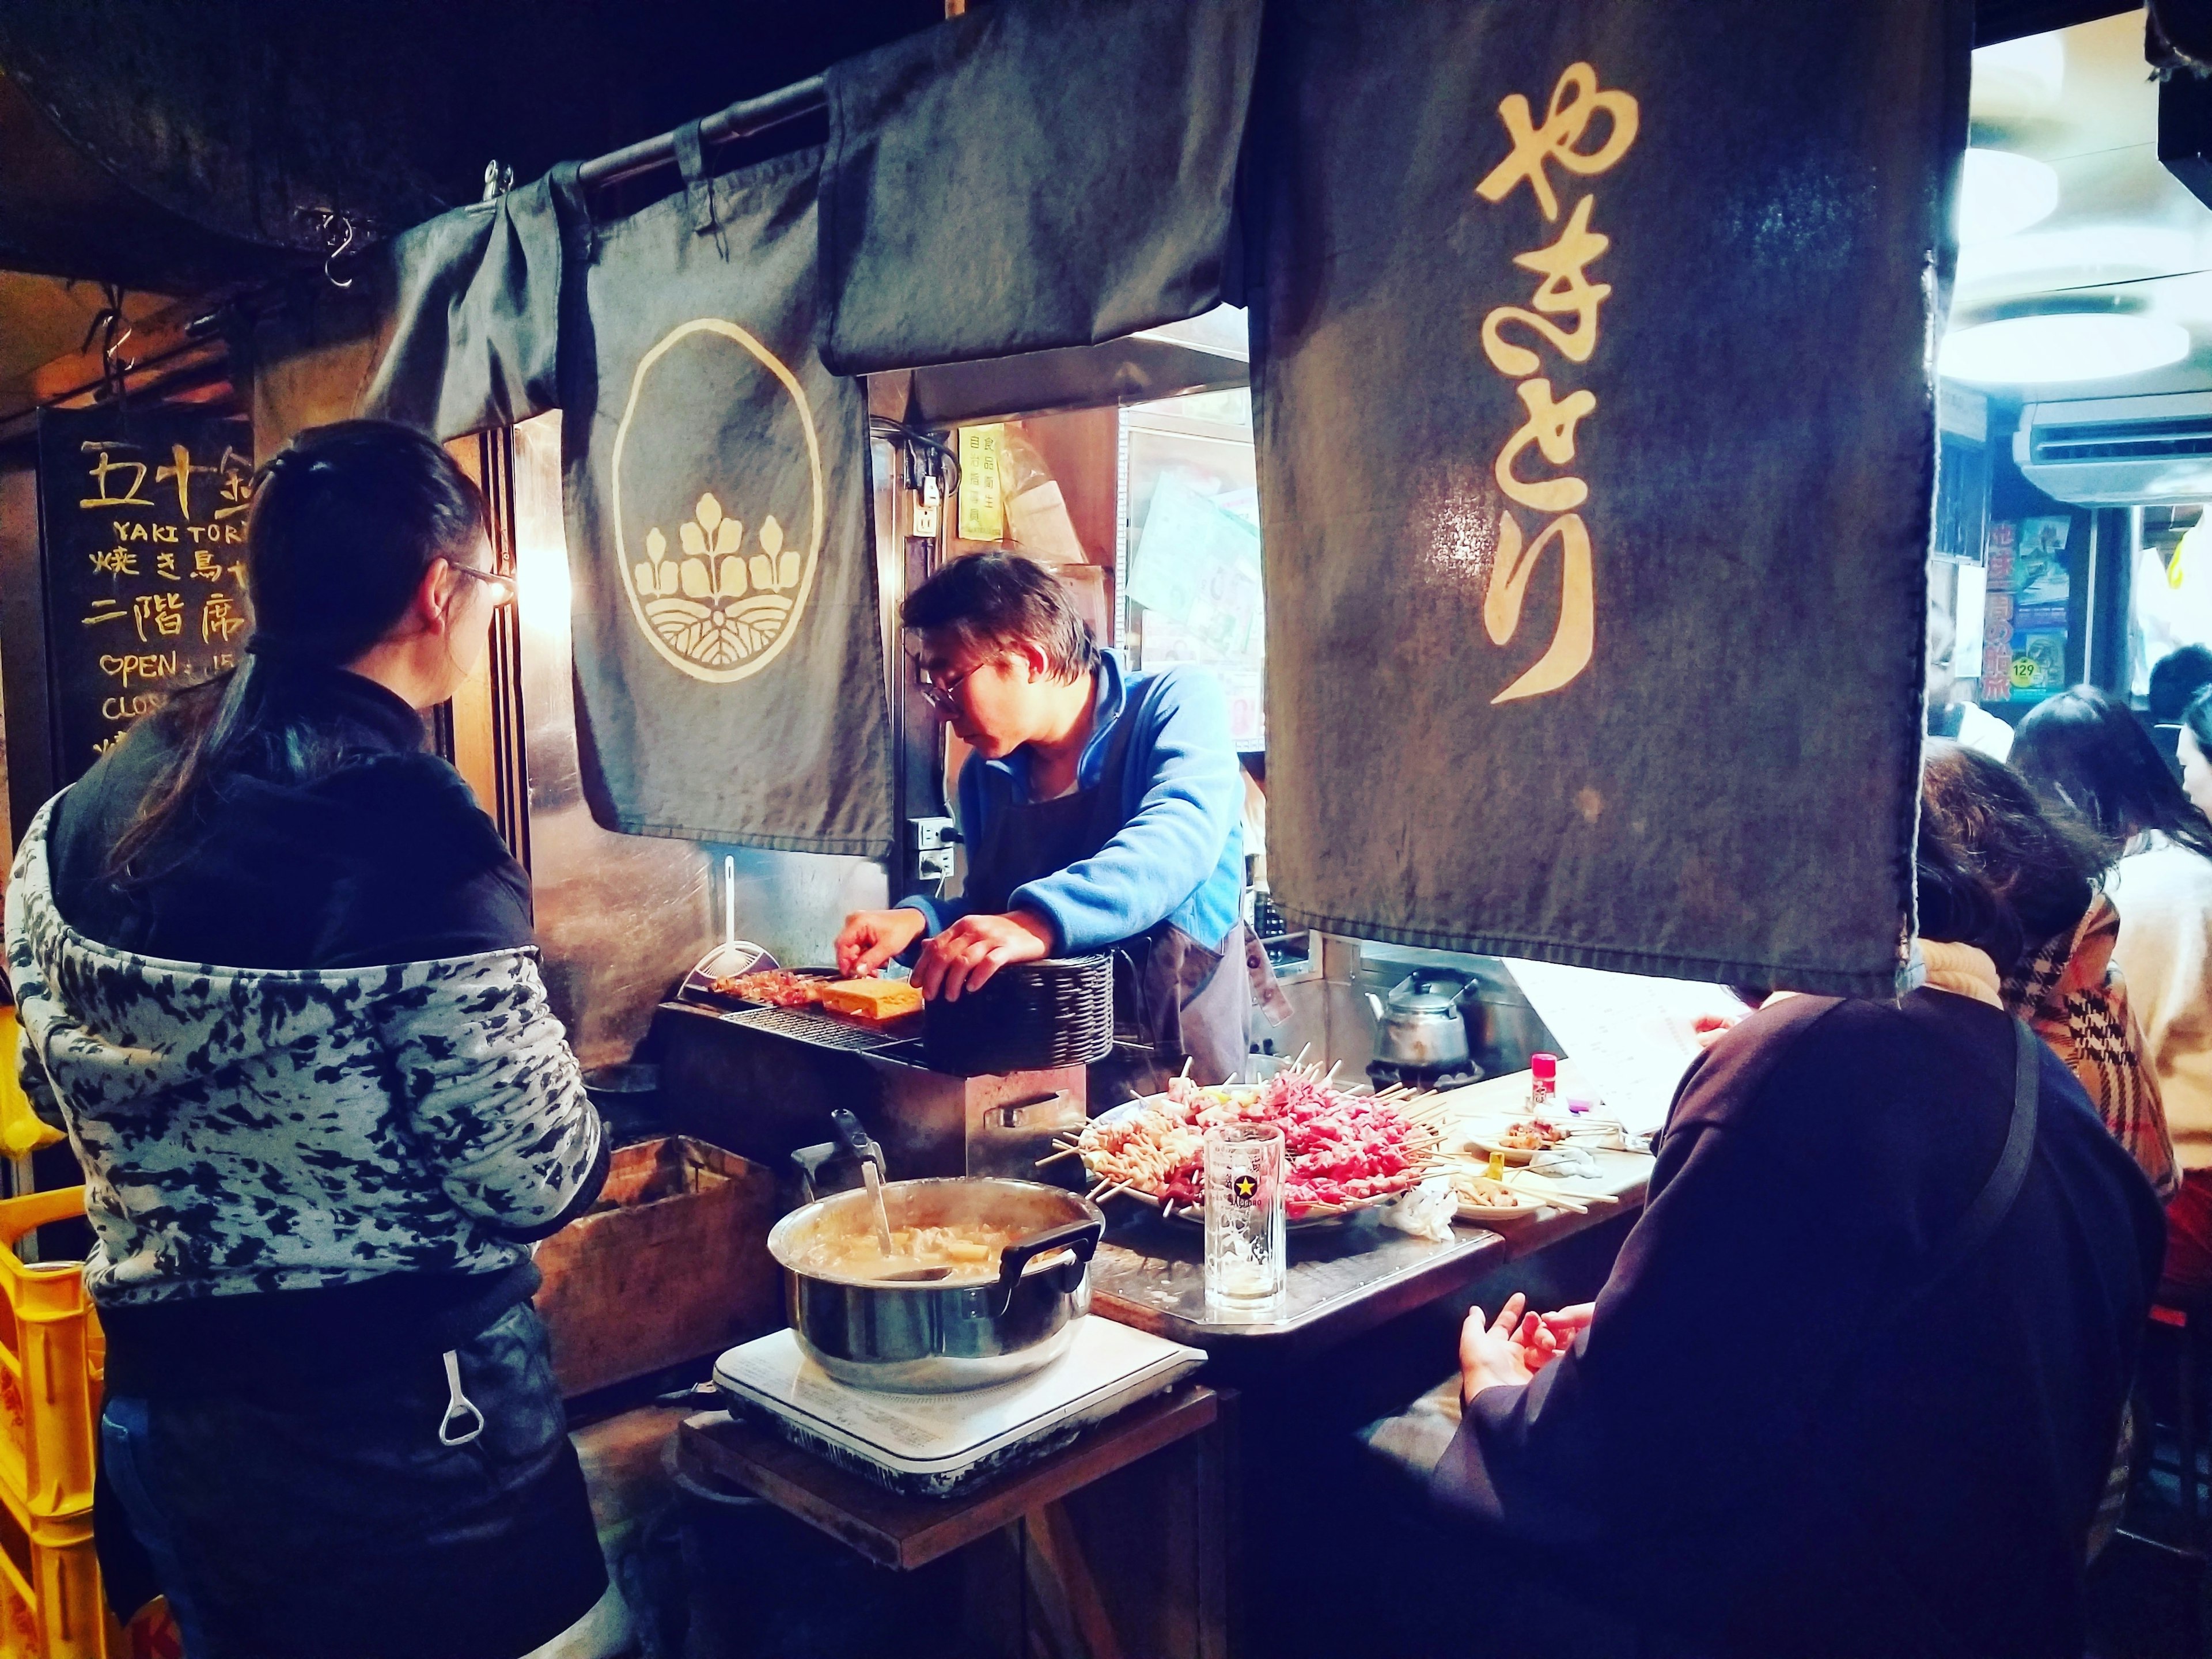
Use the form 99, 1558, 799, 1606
1502, 1301, 1596, 1376
915, 910, 1054, 1001
836, 908, 928, 977
1460, 1293, 1538, 1404
1539, 1302, 1596, 1350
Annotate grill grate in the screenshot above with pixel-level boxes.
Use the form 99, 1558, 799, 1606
718, 1006, 911, 1052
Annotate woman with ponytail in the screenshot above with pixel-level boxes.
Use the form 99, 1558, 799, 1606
5, 421, 614, 1658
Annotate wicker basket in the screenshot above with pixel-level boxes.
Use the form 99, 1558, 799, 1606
923, 954, 1115, 1076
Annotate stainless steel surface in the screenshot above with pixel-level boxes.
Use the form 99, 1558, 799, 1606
512, 414, 889, 1070
769, 1177, 1105, 1392
1368, 972, 1472, 1070
654, 1001, 1088, 1182
904, 308, 1249, 427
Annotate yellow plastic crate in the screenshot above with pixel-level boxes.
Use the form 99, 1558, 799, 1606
0, 1491, 118, 1659
0, 1192, 101, 1525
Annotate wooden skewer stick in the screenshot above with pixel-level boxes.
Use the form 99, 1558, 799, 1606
1035, 1146, 1085, 1168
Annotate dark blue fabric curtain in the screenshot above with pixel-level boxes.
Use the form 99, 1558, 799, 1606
1247, 0, 1971, 995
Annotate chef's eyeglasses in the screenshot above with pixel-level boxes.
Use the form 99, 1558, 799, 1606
911, 654, 998, 713
447, 559, 518, 608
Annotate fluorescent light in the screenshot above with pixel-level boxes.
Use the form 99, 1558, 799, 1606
1970, 33, 2065, 123
1957, 149, 2059, 245
1956, 226, 2200, 296
1939, 313, 2192, 384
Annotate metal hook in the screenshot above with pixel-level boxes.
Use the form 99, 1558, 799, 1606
323, 215, 358, 289
79, 284, 137, 405
480, 159, 515, 202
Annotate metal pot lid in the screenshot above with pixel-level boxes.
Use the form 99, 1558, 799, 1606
1388, 980, 1465, 1017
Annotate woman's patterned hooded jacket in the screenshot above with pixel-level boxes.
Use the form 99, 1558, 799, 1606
5, 797, 603, 1305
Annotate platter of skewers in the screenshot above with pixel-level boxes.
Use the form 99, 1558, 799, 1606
1041, 1058, 1449, 1226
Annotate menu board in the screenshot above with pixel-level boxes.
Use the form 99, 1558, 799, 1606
36, 407, 254, 781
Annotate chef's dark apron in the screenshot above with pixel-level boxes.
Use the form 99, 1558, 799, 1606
963, 687, 1247, 1103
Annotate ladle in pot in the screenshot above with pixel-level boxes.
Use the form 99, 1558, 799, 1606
832, 1108, 953, 1283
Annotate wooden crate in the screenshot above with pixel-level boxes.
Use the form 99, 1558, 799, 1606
535, 1138, 781, 1399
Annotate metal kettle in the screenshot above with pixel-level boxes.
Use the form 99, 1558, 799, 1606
1366, 973, 1471, 1071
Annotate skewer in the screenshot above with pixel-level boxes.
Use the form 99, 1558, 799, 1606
1179, 1056, 1194, 1082
1293, 1044, 1313, 1069
1034, 1146, 1085, 1168
1095, 1181, 1132, 1205
1323, 1060, 1341, 1088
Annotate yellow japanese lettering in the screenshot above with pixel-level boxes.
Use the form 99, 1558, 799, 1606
1480, 197, 1612, 376
1476, 63, 1639, 222
1484, 511, 1594, 704
1494, 379, 1595, 513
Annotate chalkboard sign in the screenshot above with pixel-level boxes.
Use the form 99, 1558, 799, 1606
35, 407, 254, 782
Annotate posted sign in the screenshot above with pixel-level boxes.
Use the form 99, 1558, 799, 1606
36, 407, 255, 782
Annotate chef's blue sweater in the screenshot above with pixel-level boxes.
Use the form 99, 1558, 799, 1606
899, 653, 1245, 954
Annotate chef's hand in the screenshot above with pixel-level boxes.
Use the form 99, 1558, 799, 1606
1460, 1293, 1537, 1405
836, 908, 929, 977
915, 910, 1055, 1002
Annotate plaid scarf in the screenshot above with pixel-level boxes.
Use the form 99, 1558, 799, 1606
2002, 892, 2179, 1202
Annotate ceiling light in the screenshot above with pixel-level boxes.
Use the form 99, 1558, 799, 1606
1969, 33, 2065, 124
1957, 149, 2059, 245
1939, 313, 2192, 384
1954, 226, 2202, 302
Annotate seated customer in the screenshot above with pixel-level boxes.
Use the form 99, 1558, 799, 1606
2013, 685, 2212, 1296
2148, 643, 2212, 776
1921, 739, 2175, 1197
1419, 818, 2164, 1657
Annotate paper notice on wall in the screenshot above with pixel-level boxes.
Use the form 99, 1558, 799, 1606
1126, 471, 1264, 658
1500, 959, 1746, 1134
958, 425, 1005, 541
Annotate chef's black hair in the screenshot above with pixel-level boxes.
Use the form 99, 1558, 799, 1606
105, 421, 486, 882
901, 552, 1099, 684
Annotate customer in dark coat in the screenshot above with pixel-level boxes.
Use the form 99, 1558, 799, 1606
8, 422, 613, 1659
1425, 822, 2164, 1657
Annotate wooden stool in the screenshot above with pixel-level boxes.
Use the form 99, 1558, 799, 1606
678, 1382, 1226, 1659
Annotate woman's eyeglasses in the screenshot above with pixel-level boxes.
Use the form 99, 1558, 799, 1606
449, 560, 519, 608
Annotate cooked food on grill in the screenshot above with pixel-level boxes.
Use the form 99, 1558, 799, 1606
821, 979, 925, 1021
710, 969, 827, 1008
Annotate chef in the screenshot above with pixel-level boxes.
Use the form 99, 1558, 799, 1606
838, 552, 1248, 1097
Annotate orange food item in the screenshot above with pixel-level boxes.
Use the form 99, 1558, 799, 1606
820, 979, 923, 1021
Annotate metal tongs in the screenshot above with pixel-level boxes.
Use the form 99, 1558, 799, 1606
830, 1108, 952, 1282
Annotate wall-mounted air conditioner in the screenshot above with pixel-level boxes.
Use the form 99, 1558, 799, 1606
2014, 391, 2212, 506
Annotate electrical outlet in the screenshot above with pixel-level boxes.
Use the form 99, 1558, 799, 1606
908, 816, 958, 851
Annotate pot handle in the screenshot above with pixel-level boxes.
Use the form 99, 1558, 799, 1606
990, 1217, 1104, 1316
830, 1108, 885, 1177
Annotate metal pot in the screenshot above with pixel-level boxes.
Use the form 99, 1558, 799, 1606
1366, 973, 1471, 1071
767, 1177, 1105, 1393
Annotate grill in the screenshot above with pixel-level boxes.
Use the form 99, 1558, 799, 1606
716, 1006, 913, 1053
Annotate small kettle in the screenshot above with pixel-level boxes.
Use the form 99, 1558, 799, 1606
1366, 974, 1471, 1071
